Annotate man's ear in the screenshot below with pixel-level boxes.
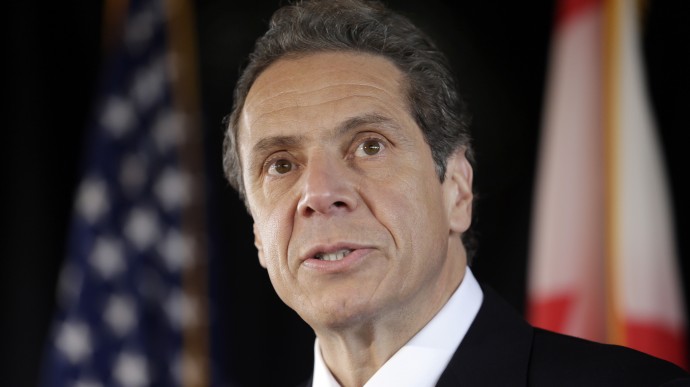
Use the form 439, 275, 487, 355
253, 223, 267, 268
444, 149, 474, 234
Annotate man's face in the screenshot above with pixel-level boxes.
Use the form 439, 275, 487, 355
238, 52, 473, 331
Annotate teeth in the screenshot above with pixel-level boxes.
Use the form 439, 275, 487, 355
315, 249, 351, 261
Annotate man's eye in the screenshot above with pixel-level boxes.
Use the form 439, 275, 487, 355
268, 159, 293, 175
355, 139, 384, 157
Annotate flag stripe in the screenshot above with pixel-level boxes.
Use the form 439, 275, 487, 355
556, 0, 600, 27
626, 322, 686, 368
602, 0, 624, 346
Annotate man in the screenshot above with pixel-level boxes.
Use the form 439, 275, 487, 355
222, 0, 689, 385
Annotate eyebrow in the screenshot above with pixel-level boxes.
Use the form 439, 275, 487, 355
253, 134, 306, 156
335, 113, 401, 137
251, 113, 400, 154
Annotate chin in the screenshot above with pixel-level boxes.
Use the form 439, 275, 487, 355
297, 297, 379, 331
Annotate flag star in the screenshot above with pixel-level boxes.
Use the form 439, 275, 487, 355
113, 352, 149, 387
153, 110, 185, 152
164, 289, 198, 330
103, 295, 137, 337
131, 57, 166, 110
157, 229, 193, 272
76, 177, 110, 224
154, 168, 190, 211
119, 154, 148, 196
89, 237, 125, 280
100, 96, 136, 138
56, 321, 92, 364
124, 207, 160, 251
73, 378, 103, 387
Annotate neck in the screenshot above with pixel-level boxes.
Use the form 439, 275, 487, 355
315, 244, 467, 387
317, 327, 398, 387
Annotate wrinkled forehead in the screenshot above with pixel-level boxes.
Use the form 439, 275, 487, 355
239, 51, 408, 134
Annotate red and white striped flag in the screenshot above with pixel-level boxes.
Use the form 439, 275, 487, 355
527, 0, 687, 368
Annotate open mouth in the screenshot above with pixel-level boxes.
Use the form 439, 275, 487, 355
314, 249, 352, 261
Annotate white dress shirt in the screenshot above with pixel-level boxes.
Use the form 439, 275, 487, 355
312, 267, 484, 387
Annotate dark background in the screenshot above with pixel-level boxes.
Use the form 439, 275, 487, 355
4, 1, 689, 386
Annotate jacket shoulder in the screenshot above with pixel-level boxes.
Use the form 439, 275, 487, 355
529, 328, 690, 386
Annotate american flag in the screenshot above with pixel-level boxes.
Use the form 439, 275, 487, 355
40, 0, 210, 385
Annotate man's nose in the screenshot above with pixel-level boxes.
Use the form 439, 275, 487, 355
296, 156, 357, 217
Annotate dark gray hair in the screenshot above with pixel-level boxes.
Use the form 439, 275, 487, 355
223, 0, 477, 258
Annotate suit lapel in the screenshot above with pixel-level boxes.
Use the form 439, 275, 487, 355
436, 286, 533, 387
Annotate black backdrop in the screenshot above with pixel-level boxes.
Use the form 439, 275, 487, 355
4, 1, 689, 386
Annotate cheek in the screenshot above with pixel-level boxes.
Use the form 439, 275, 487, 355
254, 203, 294, 263
372, 177, 442, 238
387, 170, 447, 238
258, 213, 296, 298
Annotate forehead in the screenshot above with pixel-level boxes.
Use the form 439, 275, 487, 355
239, 52, 409, 139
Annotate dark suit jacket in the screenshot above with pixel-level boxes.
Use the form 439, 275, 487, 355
301, 286, 690, 386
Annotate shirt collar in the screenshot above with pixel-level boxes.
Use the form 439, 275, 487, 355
312, 267, 483, 387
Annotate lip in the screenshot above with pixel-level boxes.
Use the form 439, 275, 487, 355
300, 243, 374, 273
